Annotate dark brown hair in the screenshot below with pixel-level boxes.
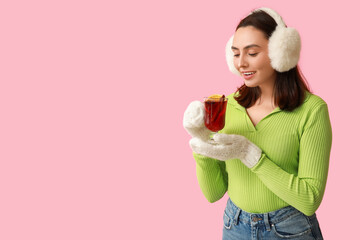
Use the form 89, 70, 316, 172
233, 10, 310, 111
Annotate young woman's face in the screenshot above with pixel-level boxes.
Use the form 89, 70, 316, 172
232, 26, 276, 88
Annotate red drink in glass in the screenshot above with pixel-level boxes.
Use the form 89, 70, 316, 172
204, 95, 228, 132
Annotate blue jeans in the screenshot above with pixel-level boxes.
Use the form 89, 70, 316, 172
223, 198, 323, 240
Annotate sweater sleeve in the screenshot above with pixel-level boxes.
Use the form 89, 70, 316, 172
251, 103, 332, 216
193, 152, 228, 203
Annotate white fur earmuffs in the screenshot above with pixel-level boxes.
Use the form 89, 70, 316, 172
225, 7, 301, 74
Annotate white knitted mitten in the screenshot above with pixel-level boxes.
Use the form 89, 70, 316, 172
183, 101, 212, 141
190, 133, 262, 168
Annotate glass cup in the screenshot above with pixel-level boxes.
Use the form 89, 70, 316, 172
203, 96, 228, 133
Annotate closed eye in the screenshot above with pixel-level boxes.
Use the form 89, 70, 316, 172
233, 53, 258, 57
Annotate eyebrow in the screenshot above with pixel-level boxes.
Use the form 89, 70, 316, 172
231, 44, 261, 50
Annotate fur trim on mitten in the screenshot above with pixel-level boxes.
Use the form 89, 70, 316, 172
183, 101, 212, 141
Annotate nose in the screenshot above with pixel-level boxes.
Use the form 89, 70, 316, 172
237, 54, 248, 69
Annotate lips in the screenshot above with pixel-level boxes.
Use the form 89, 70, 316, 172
241, 71, 256, 80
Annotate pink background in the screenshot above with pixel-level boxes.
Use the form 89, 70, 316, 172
1, 0, 359, 239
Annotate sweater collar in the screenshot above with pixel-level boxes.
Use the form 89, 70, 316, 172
227, 91, 311, 113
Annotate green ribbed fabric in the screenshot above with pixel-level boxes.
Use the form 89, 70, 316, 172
193, 91, 332, 216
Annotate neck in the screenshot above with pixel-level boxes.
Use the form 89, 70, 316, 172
257, 80, 277, 108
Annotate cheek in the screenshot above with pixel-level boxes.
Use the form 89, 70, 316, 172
233, 58, 238, 68
256, 55, 272, 71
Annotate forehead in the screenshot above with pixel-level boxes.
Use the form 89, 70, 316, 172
232, 26, 268, 48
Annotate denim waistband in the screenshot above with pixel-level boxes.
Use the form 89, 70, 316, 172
226, 198, 309, 228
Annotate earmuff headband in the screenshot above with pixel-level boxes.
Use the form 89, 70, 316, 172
225, 7, 301, 74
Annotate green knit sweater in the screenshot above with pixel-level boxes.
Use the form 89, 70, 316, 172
193, 91, 332, 216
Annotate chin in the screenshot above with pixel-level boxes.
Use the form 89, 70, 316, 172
243, 81, 259, 88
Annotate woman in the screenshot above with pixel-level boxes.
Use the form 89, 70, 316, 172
183, 7, 332, 240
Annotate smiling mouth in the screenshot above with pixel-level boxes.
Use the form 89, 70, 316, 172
243, 71, 256, 76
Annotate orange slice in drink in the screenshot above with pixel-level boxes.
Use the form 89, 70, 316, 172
208, 94, 225, 101
209, 94, 223, 99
